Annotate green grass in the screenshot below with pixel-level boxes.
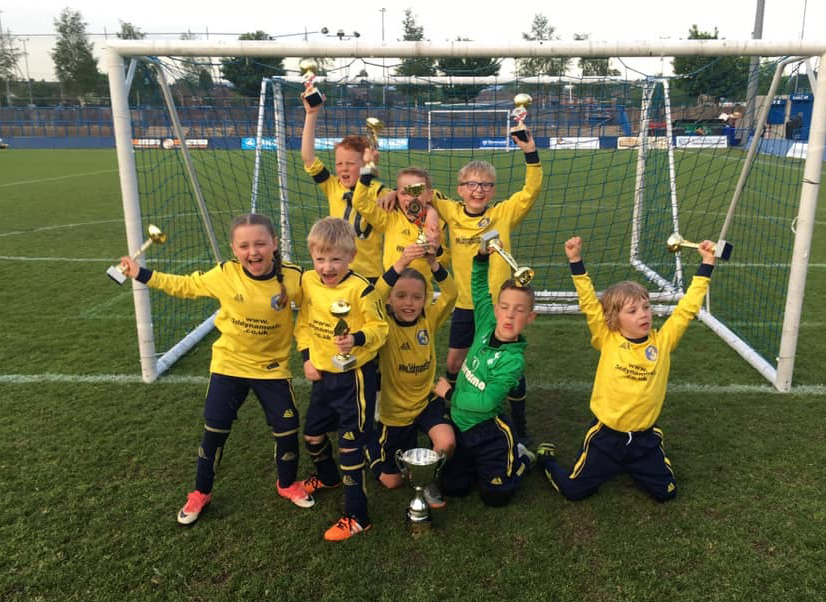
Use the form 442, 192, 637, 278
1, 149, 826, 602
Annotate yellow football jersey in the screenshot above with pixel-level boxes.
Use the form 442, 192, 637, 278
374, 267, 457, 426
295, 270, 389, 372
305, 157, 385, 279
142, 260, 302, 379
432, 161, 542, 309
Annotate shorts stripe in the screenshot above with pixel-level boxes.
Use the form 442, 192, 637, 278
571, 422, 603, 478
494, 416, 515, 477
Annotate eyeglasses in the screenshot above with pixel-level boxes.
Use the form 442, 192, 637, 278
459, 181, 495, 191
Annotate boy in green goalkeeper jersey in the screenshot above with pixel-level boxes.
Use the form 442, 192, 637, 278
432, 241, 537, 507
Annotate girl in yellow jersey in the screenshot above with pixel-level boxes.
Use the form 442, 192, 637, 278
366, 244, 458, 508
119, 213, 313, 524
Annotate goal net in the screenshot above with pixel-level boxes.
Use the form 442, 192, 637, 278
105, 41, 825, 390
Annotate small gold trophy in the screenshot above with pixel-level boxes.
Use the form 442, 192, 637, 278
330, 299, 357, 371
666, 233, 733, 261
106, 224, 167, 285
403, 183, 432, 253
363, 117, 384, 173
299, 58, 323, 107
510, 93, 532, 142
481, 230, 534, 287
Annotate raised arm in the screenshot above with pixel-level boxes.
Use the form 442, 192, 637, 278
301, 94, 322, 168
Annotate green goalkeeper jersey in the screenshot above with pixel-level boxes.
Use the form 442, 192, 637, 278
449, 255, 527, 432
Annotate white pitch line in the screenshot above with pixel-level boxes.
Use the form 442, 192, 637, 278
1, 373, 824, 395
0, 255, 210, 264
0, 218, 124, 239
0, 169, 119, 188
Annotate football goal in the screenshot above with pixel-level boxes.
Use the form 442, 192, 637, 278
104, 40, 826, 391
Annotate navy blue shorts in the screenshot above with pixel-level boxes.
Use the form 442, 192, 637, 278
439, 414, 527, 498
304, 360, 377, 447
542, 420, 677, 502
368, 394, 449, 477
203, 372, 298, 433
448, 307, 475, 349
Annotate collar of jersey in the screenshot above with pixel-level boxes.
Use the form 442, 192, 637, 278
242, 263, 278, 281
389, 310, 422, 327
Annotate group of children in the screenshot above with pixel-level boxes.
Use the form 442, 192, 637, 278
117, 91, 717, 542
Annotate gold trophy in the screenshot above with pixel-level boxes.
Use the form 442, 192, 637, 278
363, 117, 384, 173
299, 58, 323, 107
403, 183, 432, 253
666, 233, 733, 261
510, 93, 532, 142
481, 230, 534, 287
106, 224, 167, 285
330, 299, 357, 371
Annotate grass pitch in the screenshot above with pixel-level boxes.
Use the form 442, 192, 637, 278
1, 149, 825, 602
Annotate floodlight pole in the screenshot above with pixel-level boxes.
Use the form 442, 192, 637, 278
743, 0, 765, 138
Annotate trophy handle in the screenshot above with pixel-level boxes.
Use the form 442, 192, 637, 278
395, 449, 407, 476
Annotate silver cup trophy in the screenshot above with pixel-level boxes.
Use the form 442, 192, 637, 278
395, 447, 445, 536
481, 230, 534, 287
106, 224, 167, 285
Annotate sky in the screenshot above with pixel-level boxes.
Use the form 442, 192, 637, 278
1, 0, 823, 81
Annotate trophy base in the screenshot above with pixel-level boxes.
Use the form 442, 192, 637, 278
106, 265, 127, 285
332, 354, 357, 371
406, 513, 433, 538
510, 128, 528, 142
305, 90, 323, 107
716, 240, 733, 261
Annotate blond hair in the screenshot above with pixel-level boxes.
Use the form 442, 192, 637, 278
458, 160, 496, 183
600, 281, 650, 331
306, 217, 357, 256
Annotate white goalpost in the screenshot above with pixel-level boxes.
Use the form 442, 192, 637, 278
105, 40, 826, 391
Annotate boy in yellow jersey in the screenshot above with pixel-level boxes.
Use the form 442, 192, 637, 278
537, 236, 716, 502
365, 244, 457, 507
301, 94, 386, 282
295, 217, 389, 541
119, 214, 312, 524
431, 129, 543, 445
351, 159, 448, 295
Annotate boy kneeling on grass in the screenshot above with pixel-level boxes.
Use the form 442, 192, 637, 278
432, 240, 537, 507
537, 235, 715, 502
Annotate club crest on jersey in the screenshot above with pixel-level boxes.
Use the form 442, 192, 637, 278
487, 351, 502, 366
416, 329, 429, 345
645, 345, 658, 361
478, 217, 491, 228
271, 295, 285, 310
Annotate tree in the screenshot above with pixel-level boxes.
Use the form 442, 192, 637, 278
394, 9, 436, 105
116, 21, 159, 105
437, 39, 500, 104
516, 14, 569, 77
574, 34, 620, 77
175, 30, 214, 96
1, 32, 22, 106
220, 31, 285, 98
50, 8, 102, 102
671, 25, 750, 102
